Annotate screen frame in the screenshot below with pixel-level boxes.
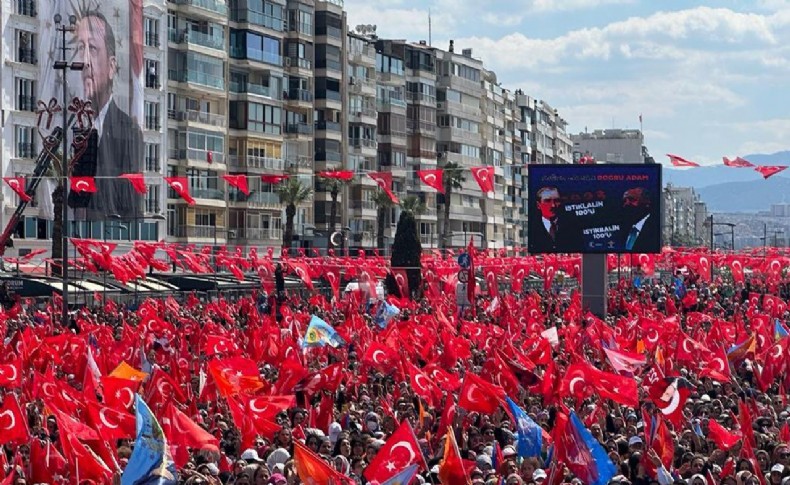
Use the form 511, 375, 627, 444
526, 163, 663, 255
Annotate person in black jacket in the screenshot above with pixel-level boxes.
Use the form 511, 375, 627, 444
618, 187, 660, 253
529, 186, 582, 253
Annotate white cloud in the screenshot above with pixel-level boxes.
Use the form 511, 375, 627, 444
482, 13, 523, 26
529, 0, 635, 12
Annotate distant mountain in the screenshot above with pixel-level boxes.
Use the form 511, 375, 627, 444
664, 151, 790, 189
697, 177, 790, 213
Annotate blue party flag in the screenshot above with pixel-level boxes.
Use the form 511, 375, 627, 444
506, 396, 542, 458
121, 395, 177, 485
302, 315, 345, 348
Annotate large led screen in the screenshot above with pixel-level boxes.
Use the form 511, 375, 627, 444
527, 164, 662, 254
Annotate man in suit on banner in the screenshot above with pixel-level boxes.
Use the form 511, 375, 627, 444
619, 187, 659, 252
529, 186, 581, 253
70, 10, 142, 220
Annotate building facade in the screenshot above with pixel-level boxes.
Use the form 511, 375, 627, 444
1, 2, 577, 257
663, 185, 709, 247
571, 129, 655, 164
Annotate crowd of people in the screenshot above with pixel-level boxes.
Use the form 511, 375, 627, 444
0, 247, 789, 485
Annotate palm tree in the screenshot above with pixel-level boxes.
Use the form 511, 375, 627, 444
275, 177, 313, 249
440, 162, 465, 249
372, 189, 393, 250
49, 149, 67, 276
399, 195, 427, 217
324, 177, 350, 244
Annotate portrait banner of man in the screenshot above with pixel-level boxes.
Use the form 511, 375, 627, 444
37, 0, 145, 222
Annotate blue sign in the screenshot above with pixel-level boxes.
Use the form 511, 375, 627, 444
457, 253, 471, 269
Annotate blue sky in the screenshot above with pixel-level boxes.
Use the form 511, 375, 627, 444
345, 0, 790, 166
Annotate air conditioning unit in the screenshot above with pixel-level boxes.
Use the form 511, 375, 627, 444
284, 57, 292, 67
349, 77, 355, 85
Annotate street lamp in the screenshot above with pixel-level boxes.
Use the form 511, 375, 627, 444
53, 13, 85, 329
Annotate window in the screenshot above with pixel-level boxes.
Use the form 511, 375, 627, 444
195, 210, 217, 227
144, 17, 159, 46
230, 30, 281, 65
16, 0, 37, 17
16, 78, 35, 111
145, 59, 160, 88
144, 102, 160, 130
16, 30, 36, 64
288, 8, 312, 35
451, 63, 480, 82
15, 126, 35, 158
145, 144, 160, 172
376, 53, 404, 75
248, 102, 282, 134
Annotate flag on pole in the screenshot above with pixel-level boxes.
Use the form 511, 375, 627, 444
121, 395, 177, 485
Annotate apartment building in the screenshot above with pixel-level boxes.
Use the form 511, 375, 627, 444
1, 0, 168, 256
663, 185, 708, 247
571, 128, 655, 164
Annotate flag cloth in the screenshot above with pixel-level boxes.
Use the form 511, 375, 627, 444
293, 439, 351, 485
121, 395, 177, 485
302, 315, 346, 348
439, 427, 469, 484
165, 177, 195, 205
562, 412, 617, 485
470, 166, 495, 193
3, 177, 31, 202
776, 319, 790, 341
506, 397, 542, 458
381, 464, 420, 485
416, 169, 444, 194
755, 165, 788, 179
71, 176, 97, 193
120, 173, 148, 194
666, 154, 700, 167
722, 156, 754, 168
374, 301, 400, 329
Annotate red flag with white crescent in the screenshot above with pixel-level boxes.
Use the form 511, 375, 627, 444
3, 177, 31, 202
722, 156, 754, 168
417, 169, 444, 193
223, 174, 250, 195
470, 165, 495, 193
666, 154, 700, 167
119, 173, 148, 194
70, 176, 97, 193
165, 176, 195, 205
368, 171, 399, 203
755, 165, 788, 179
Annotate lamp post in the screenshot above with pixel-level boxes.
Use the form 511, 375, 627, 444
711, 221, 736, 252
53, 13, 85, 329
103, 220, 128, 305
212, 227, 236, 297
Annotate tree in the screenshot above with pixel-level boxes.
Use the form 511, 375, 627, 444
276, 177, 313, 249
372, 189, 393, 251
323, 177, 350, 249
385, 197, 424, 299
440, 162, 465, 249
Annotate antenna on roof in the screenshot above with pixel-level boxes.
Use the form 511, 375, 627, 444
428, 8, 432, 47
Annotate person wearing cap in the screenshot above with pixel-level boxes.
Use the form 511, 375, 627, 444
629, 436, 644, 452
770, 465, 785, 485
240, 449, 265, 464
476, 454, 493, 473
533, 469, 548, 483
268, 473, 287, 485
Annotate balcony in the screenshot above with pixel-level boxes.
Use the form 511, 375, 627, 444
407, 120, 436, 134
231, 11, 285, 31
15, 0, 36, 17
146, 76, 160, 89
191, 187, 225, 201
349, 107, 376, 119
169, 28, 225, 50
349, 78, 375, 95
315, 151, 341, 163
17, 95, 36, 112
286, 89, 313, 102
288, 22, 313, 36
285, 123, 313, 135
315, 120, 341, 132
406, 92, 437, 104
168, 109, 226, 127
145, 116, 161, 131
145, 32, 160, 47
229, 80, 272, 98
168, 69, 225, 90
351, 201, 377, 211
227, 155, 285, 171
175, 225, 228, 238
168, 148, 225, 164
285, 156, 312, 170
170, 0, 228, 16
316, 59, 342, 72
316, 90, 341, 103
233, 228, 282, 241
376, 99, 407, 111
145, 157, 160, 172
349, 138, 377, 149
16, 143, 36, 159
17, 48, 37, 65
286, 57, 312, 70
230, 46, 283, 66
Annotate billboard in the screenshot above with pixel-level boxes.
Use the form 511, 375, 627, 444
38, 0, 144, 221
527, 164, 662, 254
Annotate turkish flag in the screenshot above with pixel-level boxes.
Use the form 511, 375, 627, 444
145, 367, 186, 408
364, 420, 423, 483
85, 400, 135, 441
318, 170, 355, 181
244, 395, 296, 422
666, 154, 700, 167
223, 174, 250, 195
288, 260, 314, 290
458, 372, 503, 414
368, 171, 399, 203
164, 402, 220, 467
324, 267, 341, 301
261, 174, 290, 184
293, 440, 350, 485
406, 362, 442, 406
3, 177, 31, 202
417, 169, 444, 193
204, 334, 239, 357
119, 173, 148, 194
60, 431, 112, 484
29, 439, 68, 485
0, 394, 29, 445
361, 341, 397, 372
723, 156, 754, 167
755, 165, 788, 179
70, 176, 97, 193
165, 176, 195, 205
470, 165, 495, 193
0, 360, 21, 387
100, 376, 140, 411
391, 268, 410, 299
647, 376, 694, 429
707, 419, 742, 451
